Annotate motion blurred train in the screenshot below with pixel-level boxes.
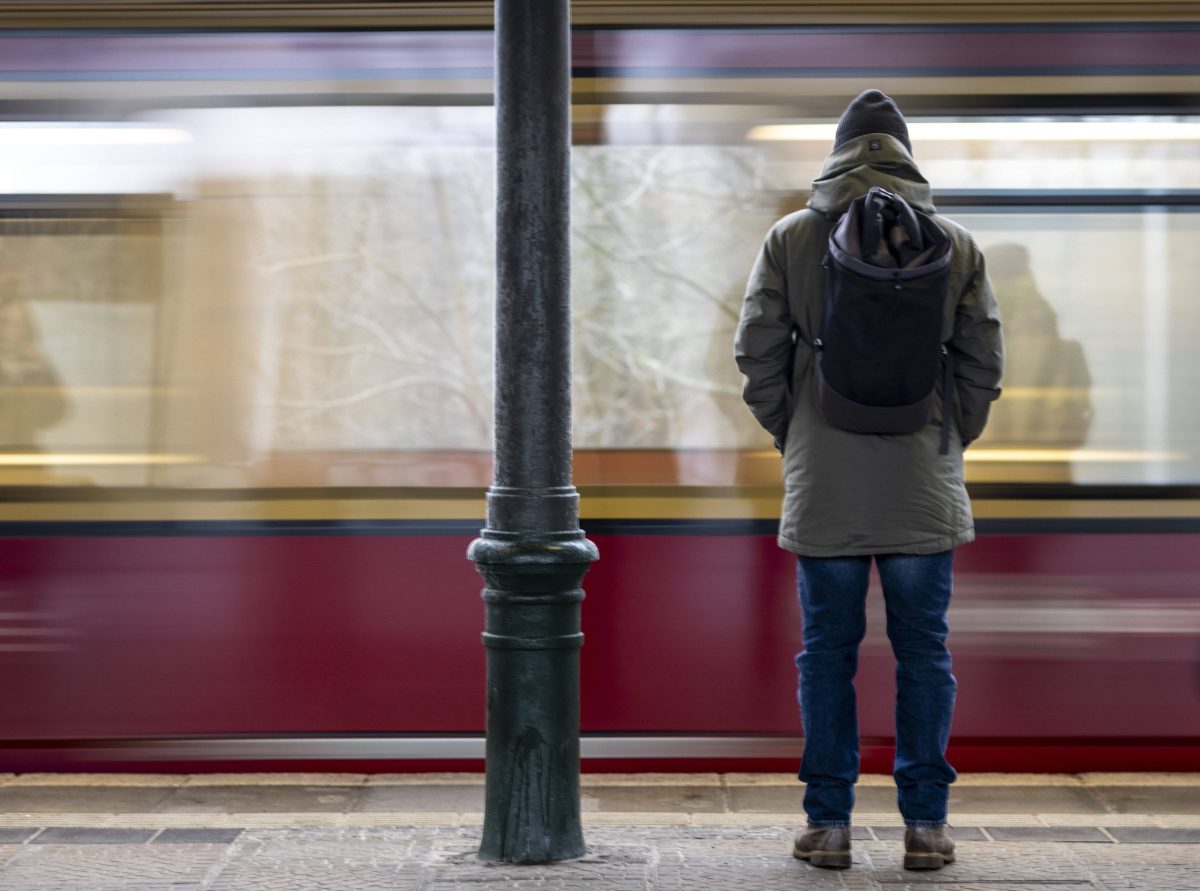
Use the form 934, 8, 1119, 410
0, 2, 1197, 772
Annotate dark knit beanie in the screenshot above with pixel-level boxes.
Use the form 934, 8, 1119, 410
834, 89, 912, 153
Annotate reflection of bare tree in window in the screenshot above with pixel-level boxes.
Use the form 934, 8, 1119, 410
572, 146, 777, 449
244, 150, 494, 453
220, 141, 779, 459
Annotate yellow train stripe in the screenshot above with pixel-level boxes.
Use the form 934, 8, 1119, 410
0, 493, 1196, 523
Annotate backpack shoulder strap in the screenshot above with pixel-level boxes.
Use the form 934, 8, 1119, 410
794, 211, 838, 351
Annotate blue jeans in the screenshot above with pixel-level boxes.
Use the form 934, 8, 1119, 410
795, 552, 957, 828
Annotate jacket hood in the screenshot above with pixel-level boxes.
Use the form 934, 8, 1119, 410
808, 133, 935, 216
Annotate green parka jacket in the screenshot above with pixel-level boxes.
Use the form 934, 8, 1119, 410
734, 134, 1004, 556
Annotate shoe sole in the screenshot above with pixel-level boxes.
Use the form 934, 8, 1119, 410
793, 845, 852, 869
903, 851, 955, 870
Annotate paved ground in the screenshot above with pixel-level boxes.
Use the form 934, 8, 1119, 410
0, 772, 1196, 889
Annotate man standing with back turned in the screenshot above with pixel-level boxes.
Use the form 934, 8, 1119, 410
734, 91, 1003, 870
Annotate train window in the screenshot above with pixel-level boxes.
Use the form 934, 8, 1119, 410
0, 195, 175, 487
151, 106, 498, 489
948, 210, 1197, 487
150, 106, 773, 490
578, 111, 1200, 489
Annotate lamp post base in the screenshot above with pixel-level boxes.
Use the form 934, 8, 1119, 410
469, 529, 598, 863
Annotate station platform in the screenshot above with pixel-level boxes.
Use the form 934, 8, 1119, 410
0, 772, 1196, 889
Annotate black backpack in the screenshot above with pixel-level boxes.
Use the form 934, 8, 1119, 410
802, 186, 956, 454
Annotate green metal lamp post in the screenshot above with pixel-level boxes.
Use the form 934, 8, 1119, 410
467, 0, 598, 864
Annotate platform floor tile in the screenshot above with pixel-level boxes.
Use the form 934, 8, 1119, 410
0, 786, 174, 813
0, 842, 226, 889
946, 785, 1111, 814
864, 839, 1093, 884
873, 826, 988, 841
153, 784, 363, 814
1071, 843, 1200, 891
984, 826, 1112, 842
355, 784, 484, 812
1090, 786, 1200, 815
33, 828, 157, 844
581, 784, 726, 813
1105, 827, 1200, 843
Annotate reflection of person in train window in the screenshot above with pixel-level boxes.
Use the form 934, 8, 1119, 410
982, 243, 1093, 453
0, 295, 67, 452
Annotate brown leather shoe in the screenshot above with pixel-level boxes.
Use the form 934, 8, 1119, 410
903, 825, 956, 870
792, 826, 852, 869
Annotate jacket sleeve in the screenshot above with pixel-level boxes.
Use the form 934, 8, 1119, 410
734, 225, 795, 451
949, 244, 1004, 447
